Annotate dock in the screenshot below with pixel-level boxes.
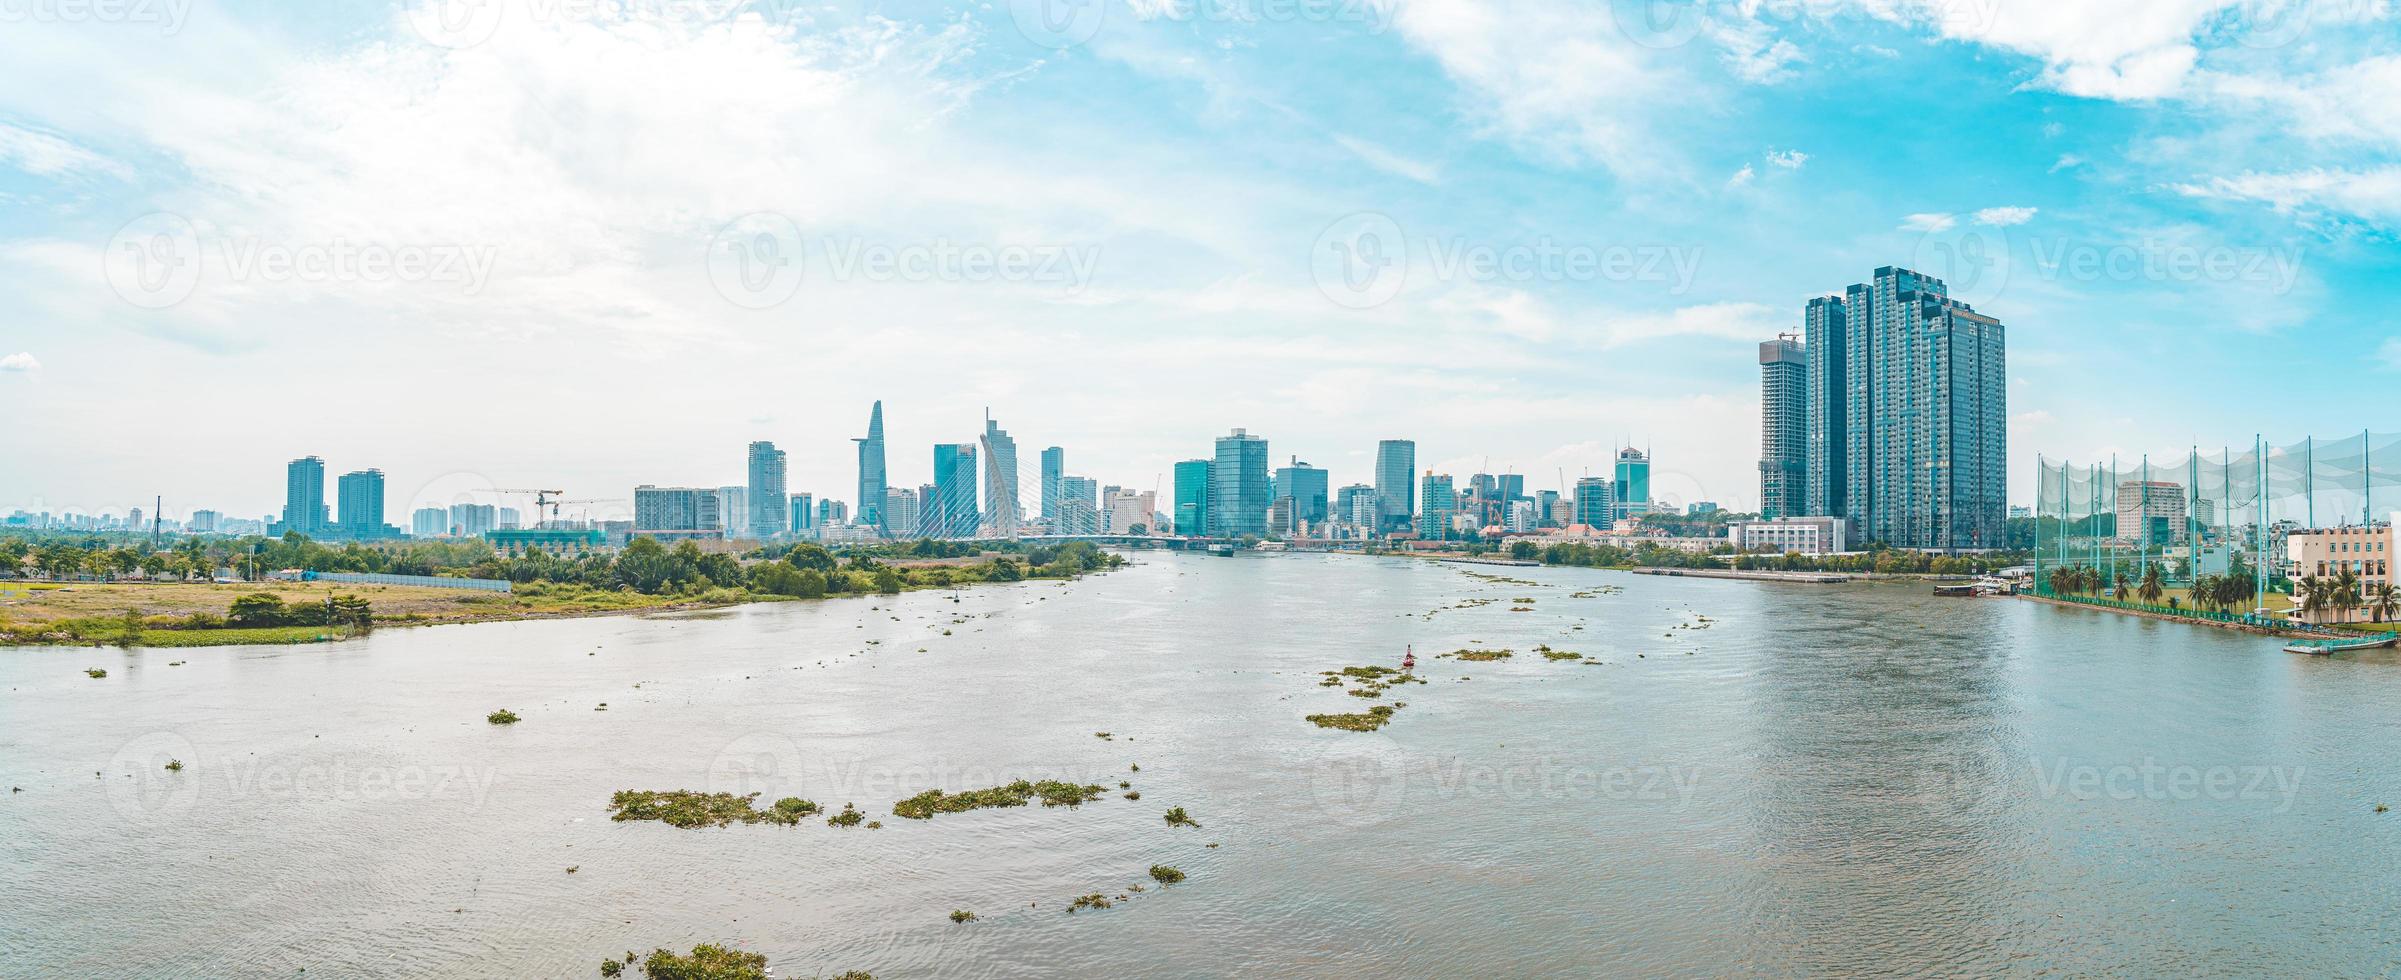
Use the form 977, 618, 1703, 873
2283, 635, 2400, 656
1630, 568, 1851, 584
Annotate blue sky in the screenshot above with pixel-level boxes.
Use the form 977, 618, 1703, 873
1, 0, 2396, 522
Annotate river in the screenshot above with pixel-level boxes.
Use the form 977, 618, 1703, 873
4, 552, 2398, 977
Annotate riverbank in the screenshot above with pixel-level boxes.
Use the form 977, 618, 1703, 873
2013, 592, 2324, 640
1631, 567, 1852, 584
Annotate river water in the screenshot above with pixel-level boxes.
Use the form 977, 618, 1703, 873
5, 552, 2398, 977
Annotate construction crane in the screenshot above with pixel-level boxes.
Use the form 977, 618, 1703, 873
489, 488, 566, 526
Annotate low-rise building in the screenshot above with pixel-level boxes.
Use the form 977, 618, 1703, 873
1727, 516, 1851, 556
2284, 520, 2394, 624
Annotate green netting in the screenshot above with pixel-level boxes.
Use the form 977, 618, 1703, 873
2033, 431, 2401, 610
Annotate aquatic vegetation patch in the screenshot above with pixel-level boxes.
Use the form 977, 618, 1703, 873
1534, 644, 1584, 661
628, 943, 769, 980
164, 759, 183, 771
84, 667, 106, 678
1305, 705, 1399, 731
1148, 864, 1185, 885
1443, 649, 1512, 662
827, 803, 866, 827
1164, 805, 1202, 828
949, 910, 977, 923
608, 790, 820, 829
891, 779, 1107, 820
487, 709, 521, 725
1067, 893, 1113, 913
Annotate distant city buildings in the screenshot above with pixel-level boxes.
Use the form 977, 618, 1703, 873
981, 413, 1021, 538
884, 487, 921, 538
715, 486, 747, 539
1573, 476, 1612, 528
748, 440, 789, 539
1419, 472, 1455, 540
1211, 429, 1269, 538
634, 485, 723, 539
282, 456, 328, 536
410, 507, 447, 537
1059, 475, 1100, 536
932, 442, 979, 538
853, 401, 888, 534
1612, 448, 1651, 522
335, 469, 397, 539
1728, 516, 1850, 556
1172, 460, 1211, 537
1275, 458, 1328, 528
1375, 439, 1416, 534
451, 503, 498, 537
2116, 481, 2187, 546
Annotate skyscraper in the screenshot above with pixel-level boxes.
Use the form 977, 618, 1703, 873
1040, 446, 1064, 522
855, 401, 887, 534
635, 485, 723, 537
335, 468, 386, 538
1274, 458, 1329, 526
1804, 294, 1847, 518
1172, 459, 1211, 537
1374, 439, 1415, 534
1573, 476, 1612, 527
1759, 336, 1806, 519
884, 487, 921, 538
981, 412, 1021, 538
1613, 448, 1651, 522
1210, 429, 1269, 538
1419, 472, 1455, 540
282, 456, 327, 536
932, 442, 980, 539
747, 440, 788, 539
1828, 266, 2006, 550
790, 493, 815, 535
716, 486, 747, 537
1336, 484, 1377, 528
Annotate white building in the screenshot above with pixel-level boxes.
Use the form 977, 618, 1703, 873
1728, 516, 1851, 556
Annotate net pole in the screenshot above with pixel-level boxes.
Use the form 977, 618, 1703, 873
2305, 436, 2314, 529
2189, 448, 2200, 586
2366, 428, 2373, 527
2141, 454, 2151, 581
2255, 434, 2267, 616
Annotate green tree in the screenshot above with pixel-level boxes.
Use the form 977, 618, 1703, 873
227, 593, 289, 627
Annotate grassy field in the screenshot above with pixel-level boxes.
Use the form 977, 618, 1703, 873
0, 579, 745, 647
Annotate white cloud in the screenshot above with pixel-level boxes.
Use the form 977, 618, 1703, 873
0, 123, 127, 180
1900, 212, 1957, 232
1726, 164, 1755, 188
1332, 133, 1440, 184
1973, 206, 2038, 226
0, 352, 39, 373
2012, 409, 2055, 426
2382, 338, 2401, 371
2172, 168, 2401, 225
1765, 148, 1807, 169
1386, 0, 1695, 176
1856, 0, 2221, 100
2050, 154, 2083, 172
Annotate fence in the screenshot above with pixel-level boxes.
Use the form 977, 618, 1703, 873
2033, 431, 2401, 615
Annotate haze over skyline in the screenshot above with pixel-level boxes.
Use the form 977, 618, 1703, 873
4, 0, 2396, 520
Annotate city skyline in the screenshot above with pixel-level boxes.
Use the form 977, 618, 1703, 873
6, 4, 2392, 521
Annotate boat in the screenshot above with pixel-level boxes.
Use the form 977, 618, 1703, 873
1401, 645, 1416, 671
1205, 543, 1235, 557
1932, 582, 1981, 597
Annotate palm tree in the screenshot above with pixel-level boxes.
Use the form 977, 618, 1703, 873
2139, 563, 2165, 605
2332, 566, 2363, 625
2370, 583, 2399, 625
2297, 575, 2328, 623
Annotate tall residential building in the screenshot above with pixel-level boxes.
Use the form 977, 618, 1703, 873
818, 498, 849, 526
855, 401, 887, 533
1534, 489, 1562, 528
2116, 481, 2187, 546
1759, 336, 1807, 519
1573, 476, 1612, 527
1172, 459, 1212, 536
409, 507, 447, 537
450, 502, 498, 537
1612, 448, 1652, 522
1832, 266, 2007, 550
335, 469, 387, 538
1374, 439, 1416, 534
1419, 472, 1455, 540
497, 507, 521, 530
715, 486, 747, 538
1804, 294, 1848, 518
981, 412, 1021, 537
1040, 446, 1064, 521
634, 485, 724, 537
747, 440, 789, 539
1275, 458, 1329, 526
884, 487, 922, 538
932, 442, 980, 538
1210, 428, 1270, 538
282, 456, 327, 535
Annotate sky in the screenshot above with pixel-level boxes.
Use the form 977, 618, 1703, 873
1, 0, 2397, 524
